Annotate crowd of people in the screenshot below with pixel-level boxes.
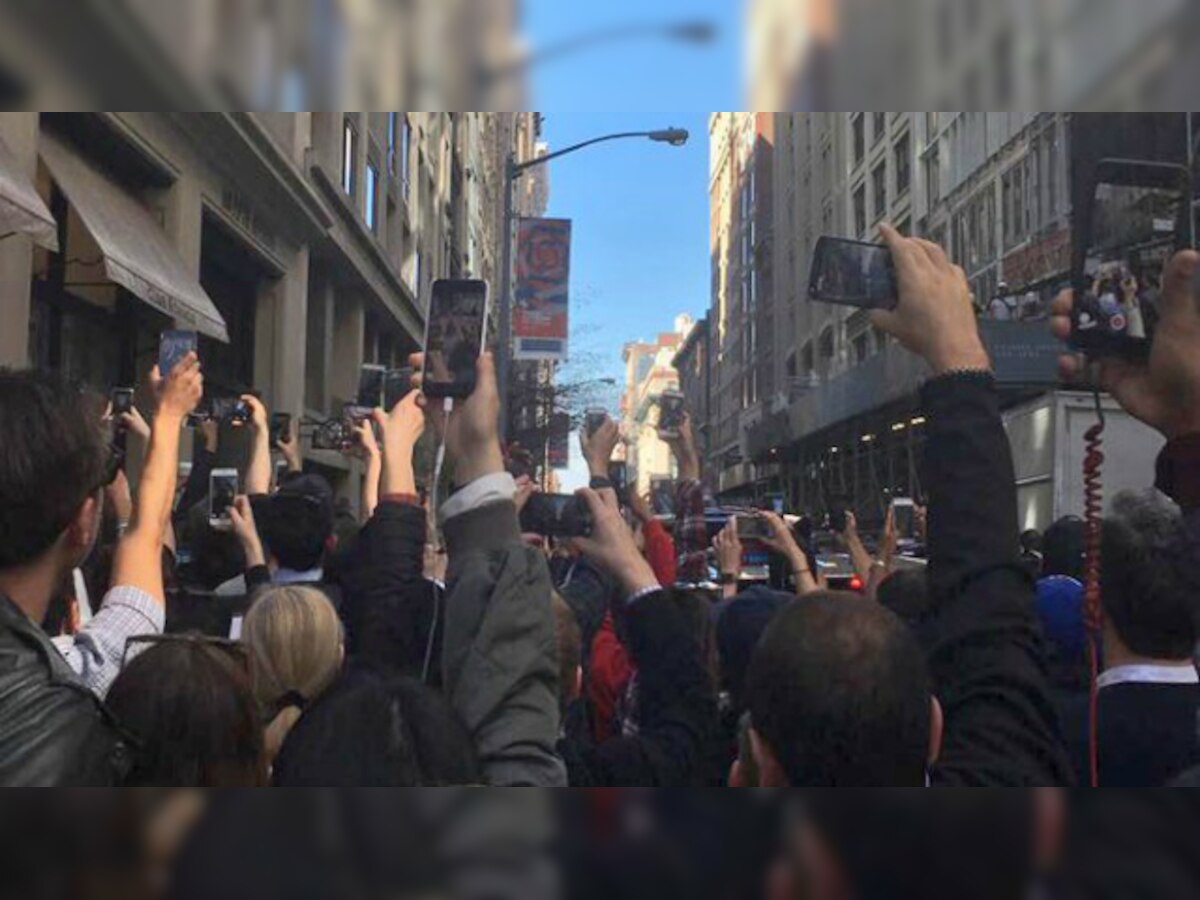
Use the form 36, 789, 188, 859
2, 229, 1200, 813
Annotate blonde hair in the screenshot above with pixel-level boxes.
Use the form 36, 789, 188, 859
242, 586, 343, 715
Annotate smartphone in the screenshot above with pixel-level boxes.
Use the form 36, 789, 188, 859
585, 408, 609, 438
209, 469, 239, 530
111, 388, 134, 418
608, 461, 630, 504
827, 507, 849, 534
657, 391, 686, 440
422, 279, 489, 399
737, 514, 774, 541
1072, 158, 1194, 360
808, 236, 899, 310
270, 413, 292, 446
891, 498, 916, 541
159, 330, 198, 378
210, 397, 250, 426
650, 477, 676, 516
357, 364, 387, 410
385, 367, 414, 410
312, 419, 350, 452
519, 493, 594, 539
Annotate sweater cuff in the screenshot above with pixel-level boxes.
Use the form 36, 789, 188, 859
381, 493, 421, 507
1155, 433, 1200, 512
439, 472, 516, 525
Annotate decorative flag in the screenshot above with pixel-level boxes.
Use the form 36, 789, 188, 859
548, 412, 571, 470
514, 218, 571, 361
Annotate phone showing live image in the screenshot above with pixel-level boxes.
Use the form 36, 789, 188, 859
111, 388, 134, 417
808, 236, 899, 310
159, 330, 197, 378
209, 469, 239, 530
385, 368, 414, 410
423, 279, 489, 399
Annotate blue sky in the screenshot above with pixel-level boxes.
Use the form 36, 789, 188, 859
522, 3, 740, 487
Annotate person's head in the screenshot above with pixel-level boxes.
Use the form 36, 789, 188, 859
106, 638, 266, 787
243, 586, 344, 719
1101, 490, 1197, 661
739, 592, 939, 787
552, 592, 582, 715
1042, 516, 1086, 581
259, 475, 334, 572
1020, 529, 1043, 556
271, 671, 480, 786
0, 370, 109, 583
716, 586, 790, 713
875, 568, 932, 630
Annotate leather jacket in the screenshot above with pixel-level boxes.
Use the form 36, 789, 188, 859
0, 593, 129, 786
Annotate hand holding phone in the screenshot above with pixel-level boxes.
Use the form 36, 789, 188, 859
159, 330, 198, 378
209, 469, 239, 531
809, 237, 898, 310
422, 279, 489, 400
585, 408, 609, 438
110, 388, 135, 419
519, 493, 594, 539
656, 392, 686, 440
736, 514, 774, 542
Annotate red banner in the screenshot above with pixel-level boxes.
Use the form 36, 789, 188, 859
547, 412, 571, 469
514, 218, 571, 361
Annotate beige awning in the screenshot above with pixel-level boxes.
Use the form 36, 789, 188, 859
0, 133, 58, 251
39, 131, 229, 342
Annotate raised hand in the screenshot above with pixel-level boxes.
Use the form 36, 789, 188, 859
229, 495, 266, 569
581, 417, 621, 478
411, 351, 503, 485
152, 352, 203, 422
572, 487, 658, 596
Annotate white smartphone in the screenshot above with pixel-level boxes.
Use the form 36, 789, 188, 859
209, 469, 239, 530
891, 498, 916, 541
421, 279, 490, 399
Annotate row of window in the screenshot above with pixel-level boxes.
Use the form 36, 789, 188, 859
851, 130, 911, 236
341, 113, 414, 234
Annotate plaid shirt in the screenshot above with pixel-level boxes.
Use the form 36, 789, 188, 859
52, 585, 164, 699
675, 478, 709, 584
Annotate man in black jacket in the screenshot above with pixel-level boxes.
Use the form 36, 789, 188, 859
735, 225, 1074, 787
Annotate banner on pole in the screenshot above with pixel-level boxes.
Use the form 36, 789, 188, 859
514, 218, 571, 361
548, 412, 571, 470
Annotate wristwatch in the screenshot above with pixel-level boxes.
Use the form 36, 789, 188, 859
719, 572, 738, 586
590, 476, 614, 491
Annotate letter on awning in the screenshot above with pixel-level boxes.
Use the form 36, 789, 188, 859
39, 132, 229, 343
0, 133, 58, 251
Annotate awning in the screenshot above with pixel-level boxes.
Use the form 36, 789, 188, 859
39, 131, 229, 342
0, 133, 58, 251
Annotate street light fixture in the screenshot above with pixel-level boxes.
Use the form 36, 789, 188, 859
498, 129, 688, 438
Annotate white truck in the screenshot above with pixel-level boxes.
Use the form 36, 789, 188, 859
1004, 390, 1166, 533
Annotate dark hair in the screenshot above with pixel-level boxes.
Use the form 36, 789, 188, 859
1020, 529, 1043, 555
0, 370, 108, 568
1102, 492, 1198, 660
552, 593, 582, 715
106, 640, 266, 787
876, 569, 932, 629
1043, 516, 1086, 581
271, 669, 480, 786
746, 592, 931, 786
261, 496, 332, 572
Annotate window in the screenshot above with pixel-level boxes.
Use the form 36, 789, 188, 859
818, 327, 836, 373
925, 147, 941, 207
365, 161, 379, 232
387, 113, 398, 175
342, 118, 357, 196
853, 183, 867, 236
872, 162, 887, 218
873, 112, 886, 144
896, 216, 911, 237
853, 333, 870, 364
401, 115, 412, 192
852, 114, 865, 165
822, 200, 833, 235
894, 133, 911, 196
801, 342, 815, 376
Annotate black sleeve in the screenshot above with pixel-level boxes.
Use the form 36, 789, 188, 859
335, 501, 433, 678
922, 373, 1074, 786
570, 590, 717, 787
558, 558, 617, 657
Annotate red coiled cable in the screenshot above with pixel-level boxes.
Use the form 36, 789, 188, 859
1082, 388, 1107, 788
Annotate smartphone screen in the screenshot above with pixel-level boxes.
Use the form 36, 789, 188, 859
585, 409, 608, 437
423, 279, 489, 399
209, 470, 239, 526
1073, 159, 1194, 359
808, 237, 899, 310
657, 393, 685, 437
357, 365, 387, 410
271, 413, 292, 445
891, 499, 915, 541
111, 388, 134, 417
737, 515, 773, 541
159, 330, 198, 378
519, 493, 593, 538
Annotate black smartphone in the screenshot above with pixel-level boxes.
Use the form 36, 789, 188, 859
519, 493, 593, 539
585, 408, 609, 438
737, 514, 774, 541
608, 461, 630, 504
270, 413, 292, 446
827, 508, 849, 534
423, 279, 489, 399
657, 392, 686, 440
385, 367, 414, 410
1071, 158, 1194, 360
111, 388, 134, 418
357, 364, 387, 410
159, 330, 198, 378
208, 469, 239, 530
808, 236, 899, 310
210, 397, 250, 426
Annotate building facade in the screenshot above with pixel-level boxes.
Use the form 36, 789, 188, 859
620, 316, 694, 498
0, 107, 544, 511
707, 112, 776, 501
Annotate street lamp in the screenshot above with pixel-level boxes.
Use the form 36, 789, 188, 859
498, 129, 689, 438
